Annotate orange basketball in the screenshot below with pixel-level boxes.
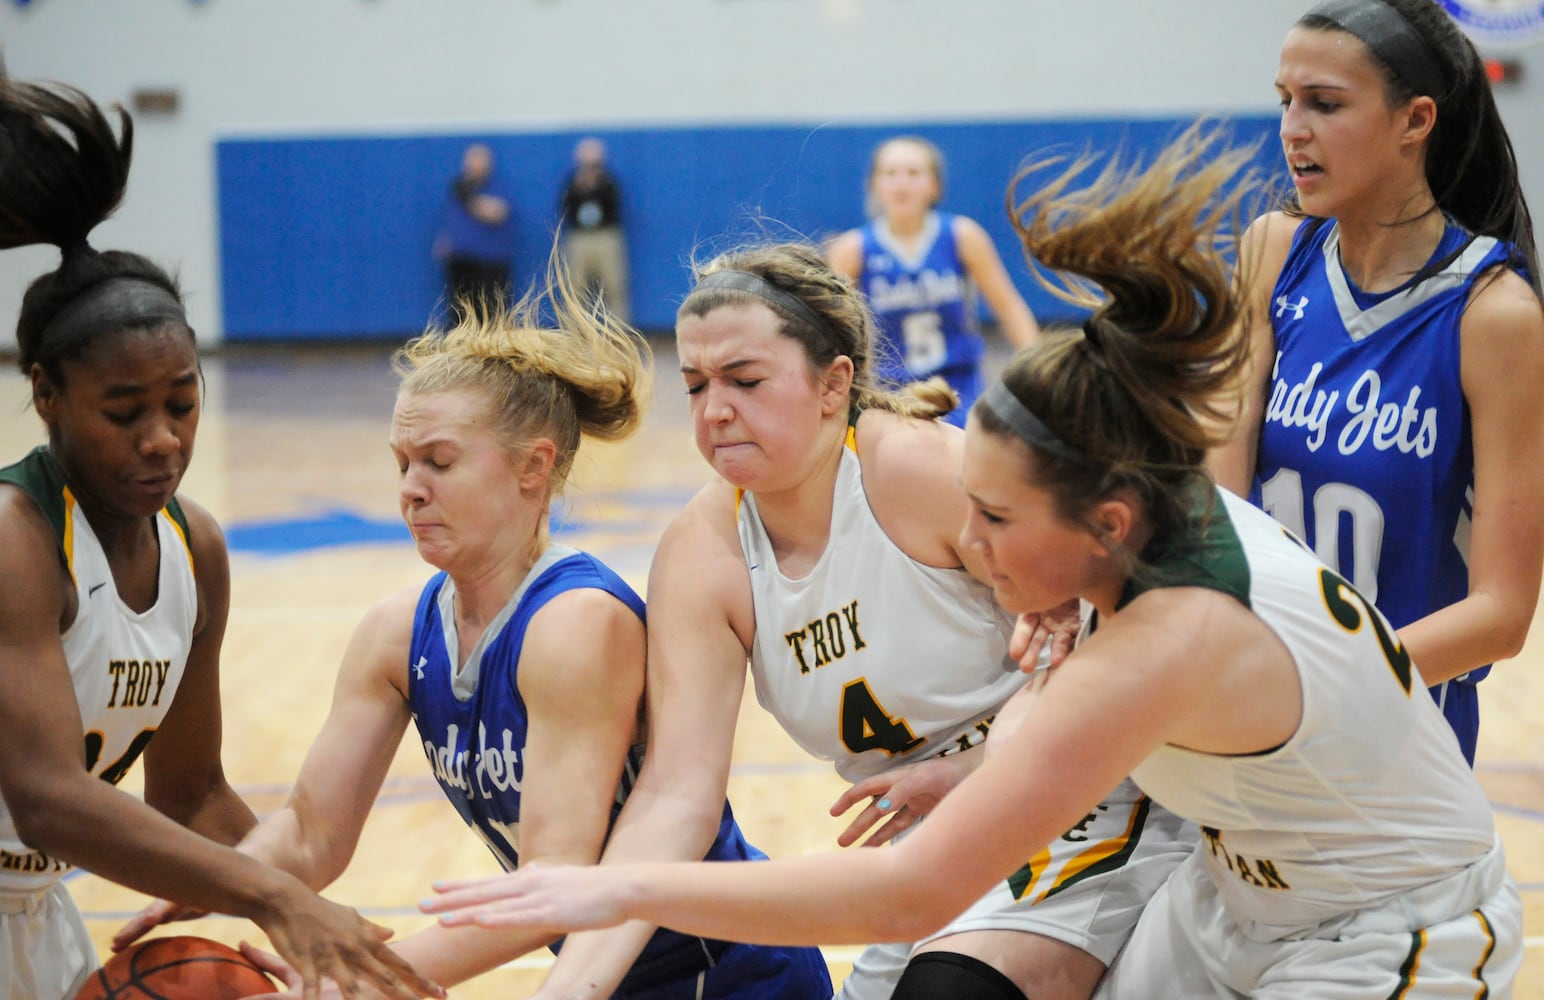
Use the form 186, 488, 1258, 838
75, 935, 277, 999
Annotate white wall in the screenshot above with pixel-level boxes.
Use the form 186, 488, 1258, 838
2, 0, 1539, 345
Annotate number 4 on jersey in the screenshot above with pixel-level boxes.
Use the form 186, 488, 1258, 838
841, 678, 924, 756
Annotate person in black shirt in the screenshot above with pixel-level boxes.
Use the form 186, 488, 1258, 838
560, 137, 631, 324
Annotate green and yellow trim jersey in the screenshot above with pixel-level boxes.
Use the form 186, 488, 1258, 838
1126, 487, 1495, 941
0, 447, 199, 890
738, 437, 1024, 782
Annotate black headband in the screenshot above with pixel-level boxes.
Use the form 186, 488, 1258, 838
977, 380, 1088, 465
40, 277, 189, 351
1305, 0, 1445, 97
692, 269, 833, 340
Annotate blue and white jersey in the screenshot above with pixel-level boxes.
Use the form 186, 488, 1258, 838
1251, 218, 1520, 761
408, 543, 767, 990
859, 211, 982, 387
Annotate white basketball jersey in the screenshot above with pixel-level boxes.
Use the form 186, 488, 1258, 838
739, 435, 1026, 782
0, 483, 199, 892
1128, 489, 1495, 942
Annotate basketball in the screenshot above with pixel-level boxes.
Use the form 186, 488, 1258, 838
74, 936, 277, 999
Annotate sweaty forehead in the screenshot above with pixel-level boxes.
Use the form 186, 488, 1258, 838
1279, 24, 1375, 79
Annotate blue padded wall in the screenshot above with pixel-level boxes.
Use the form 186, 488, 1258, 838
217, 115, 1282, 340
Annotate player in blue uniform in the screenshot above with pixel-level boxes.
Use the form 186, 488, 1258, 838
0, 70, 438, 1000
1211, 0, 1544, 764
828, 135, 1039, 425
115, 261, 831, 998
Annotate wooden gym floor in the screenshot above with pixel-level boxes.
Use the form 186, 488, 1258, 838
3, 339, 1539, 997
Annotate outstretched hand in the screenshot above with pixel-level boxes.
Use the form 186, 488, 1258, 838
828, 752, 979, 848
1010, 600, 1083, 673
240, 943, 344, 1000
254, 888, 443, 1000
421, 863, 627, 934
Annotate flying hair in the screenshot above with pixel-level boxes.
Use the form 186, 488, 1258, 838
984, 122, 1266, 544
395, 246, 651, 493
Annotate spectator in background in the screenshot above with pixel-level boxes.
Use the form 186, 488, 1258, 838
560, 137, 631, 324
434, 143, 514, 324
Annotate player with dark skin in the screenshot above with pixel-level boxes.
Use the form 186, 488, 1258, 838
0, 69, 442, 1000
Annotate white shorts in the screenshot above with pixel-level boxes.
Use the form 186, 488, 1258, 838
0, 882, 97, 1000
834, 780, 1196, 1000
1095, 843, 1522, 1000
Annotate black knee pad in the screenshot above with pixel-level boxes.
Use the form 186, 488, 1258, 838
890, 951, 1028, 1000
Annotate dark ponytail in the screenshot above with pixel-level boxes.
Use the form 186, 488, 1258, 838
1294, 0, 1540, 299
1, 69, 190, 381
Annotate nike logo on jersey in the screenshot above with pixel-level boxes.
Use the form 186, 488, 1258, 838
88, 582, 107, 598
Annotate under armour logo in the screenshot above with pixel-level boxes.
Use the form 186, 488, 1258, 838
413, 655, 428, 680
1274, 295, 1309, 320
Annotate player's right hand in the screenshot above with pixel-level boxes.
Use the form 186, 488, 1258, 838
255, 888, 444, 1000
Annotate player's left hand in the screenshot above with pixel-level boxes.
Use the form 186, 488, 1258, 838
828, 750, 979, 848
241, 942, 348, 1000
422, 863, 627, 932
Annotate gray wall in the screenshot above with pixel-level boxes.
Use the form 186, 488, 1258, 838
2, 0, 1539, 345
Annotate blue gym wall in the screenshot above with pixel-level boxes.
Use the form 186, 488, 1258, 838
218, 115, 1284, 339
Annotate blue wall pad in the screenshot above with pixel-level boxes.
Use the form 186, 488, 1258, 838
217, 115, 1282, 340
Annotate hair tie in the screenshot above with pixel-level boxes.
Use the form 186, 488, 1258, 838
977, 380, 1088, 465
1082, 318, 1104, 353
693, 269, 833, 342
61, 238, 96, 261
1304, 0, 1445, 97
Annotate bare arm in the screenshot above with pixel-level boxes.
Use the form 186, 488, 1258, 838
0, 493, 437, 1000
824, 229, 865, 282
114, 585, 421, 951
237, 589, 419, 888
532, 489, 753, 1000
1207, 212, 1299, 496
426, 588, 1297, 946
954, 215, 1039, 349
1399, 271, 1544, 684
304, 585, 654, 997
140, 500, 256, 846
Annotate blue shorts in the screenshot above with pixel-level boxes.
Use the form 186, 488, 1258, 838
1431, 673, 1483, 766
617, 941, 832, 1000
